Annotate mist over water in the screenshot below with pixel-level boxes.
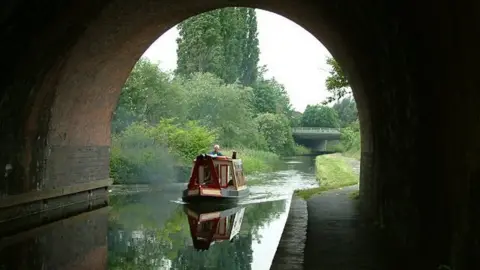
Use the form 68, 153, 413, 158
108, 156, 317, 270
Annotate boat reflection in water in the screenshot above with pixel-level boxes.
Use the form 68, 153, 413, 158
183, 204, 246, 251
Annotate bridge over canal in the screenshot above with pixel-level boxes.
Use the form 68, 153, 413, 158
292, 127, 341, 151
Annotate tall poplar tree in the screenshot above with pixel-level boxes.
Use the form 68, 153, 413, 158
175, 8, 259, 87
175, 10, 223, 76
239, 8, 259, 86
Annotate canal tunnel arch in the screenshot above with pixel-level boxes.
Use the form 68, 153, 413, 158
1, 0, 480, 267
0, 0, 372, 191
0, 0, 372, 196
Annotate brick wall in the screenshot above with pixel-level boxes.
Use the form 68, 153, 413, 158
43, 146, 110, 189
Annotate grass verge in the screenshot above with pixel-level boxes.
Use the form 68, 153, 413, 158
295, 154, 359, 200
349, 190, 360, 200
343, 149, 361, 160
222, 148, 282, 175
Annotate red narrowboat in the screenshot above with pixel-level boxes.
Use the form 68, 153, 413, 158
182, 152, 250, 202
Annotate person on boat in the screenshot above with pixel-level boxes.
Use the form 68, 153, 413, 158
209, 144, 223, 156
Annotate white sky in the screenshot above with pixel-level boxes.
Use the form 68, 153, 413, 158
143, 9, 332, 112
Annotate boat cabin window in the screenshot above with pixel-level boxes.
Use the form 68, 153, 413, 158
198, 221, 214, 232
228, 168, 235, 186
198, 166, 212, 185
218, 164, 228, 187
232, 160, 246, 187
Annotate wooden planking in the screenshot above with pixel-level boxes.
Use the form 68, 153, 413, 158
221, 165, 228, 186
231, 161, 239, 189
213, 160, 231, 166
0, 178, 113, 209
200, 188, 222, 196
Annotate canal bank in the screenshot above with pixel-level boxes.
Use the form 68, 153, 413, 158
270, 197, 308, 270
271, 154, 371, 270
303, 185, 382, 270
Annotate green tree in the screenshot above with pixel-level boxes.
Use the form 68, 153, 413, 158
322, 58, 361, 158
176, 8, 259, 86
218, 8, 246, 84
290, 111, 303, 127
301, 104, 340, 128
255, 113, 295, 155
332, 96, 358, 127
175, 72, 261, 148
150, 119, 217, 163
112, 58, 186, 133
176, 10, 224, 77
239, 8, 260, 86
250, 76, 292, 116
338, 120, 361, 158
340, 120, 360, 151
323, 56, 350, 104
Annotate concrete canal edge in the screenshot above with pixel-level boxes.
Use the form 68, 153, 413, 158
270, 195, 308, 270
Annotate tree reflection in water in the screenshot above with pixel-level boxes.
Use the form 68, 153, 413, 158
107, 192, 286, 269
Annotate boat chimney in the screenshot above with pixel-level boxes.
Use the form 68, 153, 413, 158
232, 151, 237, 159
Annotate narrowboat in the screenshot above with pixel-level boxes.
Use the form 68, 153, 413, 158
182, 151, 250, 203
183, 204, 246, 250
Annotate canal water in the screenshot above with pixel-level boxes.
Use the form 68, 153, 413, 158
107, 156, 318, 270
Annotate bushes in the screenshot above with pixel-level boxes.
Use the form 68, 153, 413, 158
222, 148, 282, 174
109, 118, 283, 183
113, 60, 297, 156
110, 128, 176, 185
293, 144, 311, 155
322, 120, 361, 158
176, 72, 263, 149
255, 113, 295, 155
112, 59, 187, 133
149, 119, 217, 163
338, 120, 361, 159
301, 104, 340, 128
325, 140, 344, 152
110, 120, 215, 184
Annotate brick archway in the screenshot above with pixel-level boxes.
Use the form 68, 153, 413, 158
1, 0, 370, 197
